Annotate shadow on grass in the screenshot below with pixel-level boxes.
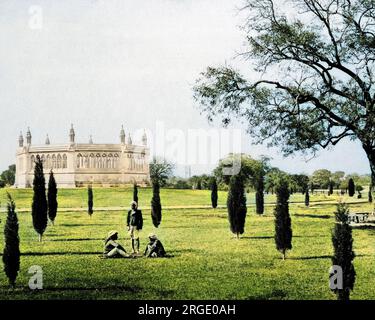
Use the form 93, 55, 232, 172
290, 253, 369, 261
0, 251, 176, 259
352, 224, 375, 230
241, 235, 314, 240
58, 224, 115, 227
247, 289, 287, 300
39, 284, 143, 293
38, 285, 175, 297
289, 255, 332, 261
294, 213, 331, 219
189, 214, 227, 219
18, 251, 103, 256
48, 238, 104, 242
241, 236, 273, 240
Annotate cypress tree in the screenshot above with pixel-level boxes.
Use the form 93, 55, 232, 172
133, 182, 139, 204
47, 170, 58, 225
274, 175, 292, 260
149, 157, 173, 228
196, 179, 202, 190
31, 155, 48, 241
151, 181, 162, 227
211, 178, 218, 209
255, 176, 264, 215
305, 188, 310, 207
88, 184, 93, 217
348, 178, 355, 197
328, 181, 334, 196
3, 193, 20, 288
331, 203, 356, 300
227, 175, 247, 238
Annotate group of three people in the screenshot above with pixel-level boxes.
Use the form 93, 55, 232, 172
104, 201, 166, 258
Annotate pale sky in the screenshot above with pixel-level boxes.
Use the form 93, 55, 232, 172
0, 0, 370, 176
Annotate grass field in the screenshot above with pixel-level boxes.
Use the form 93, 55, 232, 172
0, 187, 374, 300
0, 187, 361, 210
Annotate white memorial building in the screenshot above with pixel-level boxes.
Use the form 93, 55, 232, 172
15, 125, 150, 188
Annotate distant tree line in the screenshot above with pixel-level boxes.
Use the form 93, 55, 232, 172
310, 169, 370, 192
0, 165, 16, 188
164, 168, 371, 196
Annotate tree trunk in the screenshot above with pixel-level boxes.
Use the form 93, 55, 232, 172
363, 145, 375, 204
38, 234, 42, 242
370, 184, 374, 204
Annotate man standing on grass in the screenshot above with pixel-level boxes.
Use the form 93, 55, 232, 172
127, 201, 143, 255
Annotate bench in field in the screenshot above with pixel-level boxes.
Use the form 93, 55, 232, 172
348, 213, 369, 224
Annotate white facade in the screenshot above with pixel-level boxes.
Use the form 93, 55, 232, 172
15, 126, 150, 188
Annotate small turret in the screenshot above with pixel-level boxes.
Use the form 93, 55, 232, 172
89, 135, 93, 144
18, 132, 24, 147
69, 124, 75, 144
127, 133, 132, 145
45, 134, 50, 145
26, 127, 32, 145
142, 129, 147, 146
120, 125, 126, 144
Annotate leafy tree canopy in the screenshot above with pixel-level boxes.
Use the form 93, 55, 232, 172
214, 153, 270, 186
194, 0, 375, 182
312, 169, 332, 189
149, 157, 174, 186
1, 164, 16, 186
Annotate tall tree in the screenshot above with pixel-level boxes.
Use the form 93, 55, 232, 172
151, 181, 162, 227
253, 160, 266, 215
331, 203, 356, 301
290, 174, 309, 194
274, 174, 292, 260
255, 177, 264, 215
196, 179, 202, 190
305, 188, 310, 207
3, 193, 20, 288
133, 182, 139, 204
265, 168, 284, 194
194, 0, 375, 192
88, 184, 93, 217
312, 170, 332, 190
149, 157, 174, 228
331, 171, 346, 188
328, 180, 334, 196
1, 164, 16, 186
227, 174, 247, 238
215, 153, 268, 214
31, 155, 48, 241
211, 177, 218, 209
47, 170, 58, 225
348, 178, 355, 197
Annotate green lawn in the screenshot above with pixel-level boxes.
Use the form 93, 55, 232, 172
0, 188, 374, 300
0, 187, 359, 210
0, 187, 229, 209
